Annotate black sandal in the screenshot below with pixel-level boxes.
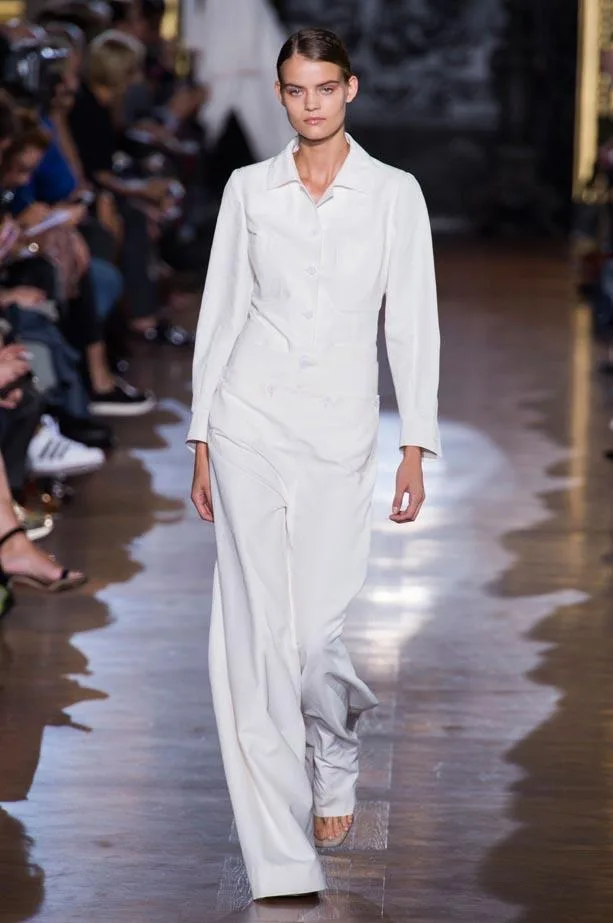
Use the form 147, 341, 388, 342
0, 526, 87, 594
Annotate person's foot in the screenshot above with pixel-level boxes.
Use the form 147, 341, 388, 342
88, 379, 156, 417
0, 527, 85, 588
129, 318, 195, 347
55, 412, 116, 450
27, 416, 106, 477
313, 814, 353, 845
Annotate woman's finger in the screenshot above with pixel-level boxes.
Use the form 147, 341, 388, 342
389, 488, 425, 523
0, 389, 22, 409
192, 488, 214, 522
391, 486, 405, 516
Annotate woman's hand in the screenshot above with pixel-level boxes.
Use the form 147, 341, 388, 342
0, 357, 29, 392
17, 203, 52, 230
0, 344, 32, 363
96, 191, 124, 243
61, 203, 88, 227
0, 345, 30, 407
191, 442, 214, 522
0, 388, 23, 409
0, 286, 46, 309
70, 229, 91, 276
389, 446, 425, 524
0, 216, 22, 262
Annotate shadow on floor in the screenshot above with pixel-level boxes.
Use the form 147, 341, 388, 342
480, 451, 613, 922
0, 402, 185, 921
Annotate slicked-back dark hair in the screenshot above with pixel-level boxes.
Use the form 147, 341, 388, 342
277, 28, 352, 83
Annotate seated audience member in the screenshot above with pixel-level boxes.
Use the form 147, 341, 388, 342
2, 120, 156, 417
69, 30, 191, 345
14, 31, 125, 323
118, 0, 206, 132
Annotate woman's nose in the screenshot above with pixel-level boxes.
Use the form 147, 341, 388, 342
305, 93, 320, 111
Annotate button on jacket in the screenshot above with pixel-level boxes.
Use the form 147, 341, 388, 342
189, 135, 441, 901
187, 134, 441, 457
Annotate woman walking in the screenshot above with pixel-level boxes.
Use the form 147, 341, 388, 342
189, 28, 441, 900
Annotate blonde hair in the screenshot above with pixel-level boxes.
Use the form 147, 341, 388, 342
88, 29, 145, 89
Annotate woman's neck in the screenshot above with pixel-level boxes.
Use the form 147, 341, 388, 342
294, 125, 350, 191
90, 83, 114, 108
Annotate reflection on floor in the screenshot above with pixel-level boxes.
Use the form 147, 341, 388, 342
0, 242, 611, 923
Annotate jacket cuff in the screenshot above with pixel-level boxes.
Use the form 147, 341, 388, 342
399, 416, 441, 459
186, 404, 210, 450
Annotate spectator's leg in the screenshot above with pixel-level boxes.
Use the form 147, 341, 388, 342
0, 452, 85, 592
116, 200, 159, 328
90, 257, 124, 324
60, 269, 116, 395
0, 388, 44, 498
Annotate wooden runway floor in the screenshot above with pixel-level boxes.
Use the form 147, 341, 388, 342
0, 242, 612, 922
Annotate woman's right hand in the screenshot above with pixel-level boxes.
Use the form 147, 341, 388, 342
17, 203, 51, 229
62, 203, 88, 227
0, 356, 29, 392
191, 443, 214, 522
0, 286, 46, 309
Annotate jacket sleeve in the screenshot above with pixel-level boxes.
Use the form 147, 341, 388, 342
384, 172, 441, 458
186, 170, 253, 447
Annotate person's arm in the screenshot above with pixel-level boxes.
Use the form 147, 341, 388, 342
91, 169, 170, 204
187, 170, 254, 447
384, 172, 441, 460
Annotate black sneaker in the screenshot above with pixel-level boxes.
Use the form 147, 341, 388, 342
139, 319, 195, 347
88, 379, 156, 417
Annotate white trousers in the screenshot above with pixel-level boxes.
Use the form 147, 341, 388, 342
207, 365, 379, 900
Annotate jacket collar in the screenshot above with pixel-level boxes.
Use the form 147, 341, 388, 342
267, 133, 374, 193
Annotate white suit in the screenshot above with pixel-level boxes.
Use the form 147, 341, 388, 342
188, 135, 440, 899
185, 0, 293, 160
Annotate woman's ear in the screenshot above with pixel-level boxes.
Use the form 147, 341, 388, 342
275, 80, 284, 106
346, 75, 359, 104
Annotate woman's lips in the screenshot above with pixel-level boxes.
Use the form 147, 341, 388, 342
305, 118, 325, 125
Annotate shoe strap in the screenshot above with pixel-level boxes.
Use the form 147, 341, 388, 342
0, 526, 26, 549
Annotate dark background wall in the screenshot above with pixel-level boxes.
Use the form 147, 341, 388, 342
273, 0, 578, 231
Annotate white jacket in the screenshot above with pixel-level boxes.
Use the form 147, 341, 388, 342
188, 134, 441, 457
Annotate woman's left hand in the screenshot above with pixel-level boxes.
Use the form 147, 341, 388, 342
390, 446, 425, 524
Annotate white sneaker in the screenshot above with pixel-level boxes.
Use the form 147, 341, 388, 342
27, 416, 106, 477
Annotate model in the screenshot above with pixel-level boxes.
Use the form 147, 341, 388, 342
189, 27, 441, 901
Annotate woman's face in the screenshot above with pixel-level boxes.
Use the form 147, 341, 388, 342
276, 54, 358, 143
52, 52, 81, 112
2, 145, 44, 189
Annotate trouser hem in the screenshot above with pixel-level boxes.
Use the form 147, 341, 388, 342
250, 858, 327, 901
313, 799, 356, 817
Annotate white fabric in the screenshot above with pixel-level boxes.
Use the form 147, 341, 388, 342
186, 0, 293, 160
208, 386, 378, 898
189, 135, 441, 899
188, 134, 441, 455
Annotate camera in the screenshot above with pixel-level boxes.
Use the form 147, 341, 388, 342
0, 30, 69, 108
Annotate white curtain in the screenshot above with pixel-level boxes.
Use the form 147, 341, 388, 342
184, 0, 294, 161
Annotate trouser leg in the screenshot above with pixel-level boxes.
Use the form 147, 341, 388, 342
90, 257, 123, 323
1, 389, 44, 495
117, 201, 158, 321
208, 429, 325, 900
290, 460, 379, 818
